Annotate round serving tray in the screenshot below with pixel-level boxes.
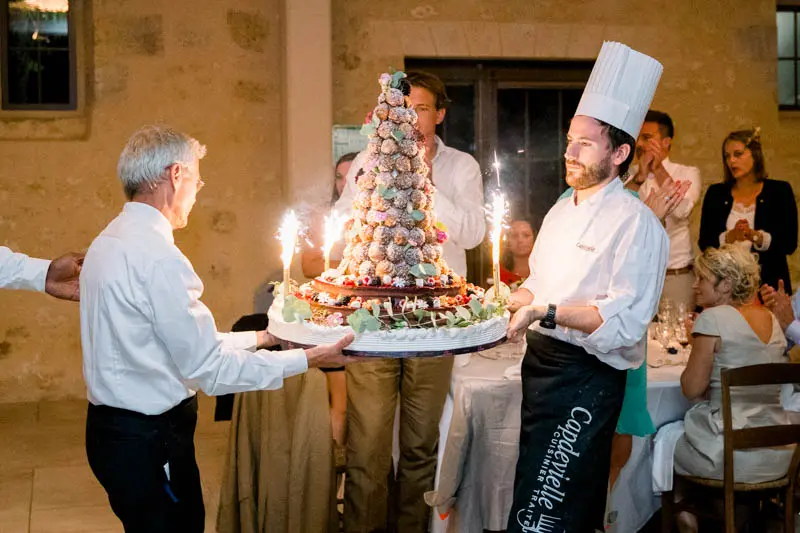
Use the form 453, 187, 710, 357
275, 335, 508, 359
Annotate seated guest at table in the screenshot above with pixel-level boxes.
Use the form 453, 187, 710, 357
500, 219, 535, 290
81, 125, 358, 533
698, 128, 797, 293
1, 246, 84, 301
673, 245, 793, 531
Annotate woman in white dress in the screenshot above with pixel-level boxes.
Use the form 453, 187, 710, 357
673, 244, 794, 531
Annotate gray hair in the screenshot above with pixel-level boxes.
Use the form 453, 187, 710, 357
117, 125, 207, 200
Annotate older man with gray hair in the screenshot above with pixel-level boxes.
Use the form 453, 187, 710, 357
80, 125, 356, 533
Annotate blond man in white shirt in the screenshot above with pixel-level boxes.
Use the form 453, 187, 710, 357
334, 72, 485, 533
626, 110, 702, 310
81, 125, 356, 533
1, 246, 83, 300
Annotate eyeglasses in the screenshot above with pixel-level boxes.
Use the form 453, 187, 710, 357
168, 163, 205, 190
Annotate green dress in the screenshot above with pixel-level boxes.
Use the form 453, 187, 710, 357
555, 187, 655, 436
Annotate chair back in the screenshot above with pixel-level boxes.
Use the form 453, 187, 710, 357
720, 363, 800, 533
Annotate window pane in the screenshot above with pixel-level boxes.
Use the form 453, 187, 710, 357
438, 84, 475, 156
778, 59, 796, 106
39, 50, 70, 104
497, 89, 527, 158
5, 0, 71, 107
778, 11, 794, 58
527, 90, 560, 161
6, 48, 41, 105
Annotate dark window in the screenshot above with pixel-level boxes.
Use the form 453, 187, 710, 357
1, 0, 76, 110
404, 59, 593, 284
778, 5, 800, 110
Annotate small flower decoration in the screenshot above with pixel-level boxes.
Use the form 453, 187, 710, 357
326, 312, 344, 327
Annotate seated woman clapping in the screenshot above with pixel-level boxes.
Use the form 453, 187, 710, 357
673, 245, 794, 531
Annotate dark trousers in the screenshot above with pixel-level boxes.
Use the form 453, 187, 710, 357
507, 332, 626, 533
86, 395, 205, 533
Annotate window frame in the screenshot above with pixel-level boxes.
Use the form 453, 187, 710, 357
0, 0, 88, 118
778, 4, 800, 111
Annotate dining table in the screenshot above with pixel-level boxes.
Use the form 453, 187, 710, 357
427, 338, 692, 533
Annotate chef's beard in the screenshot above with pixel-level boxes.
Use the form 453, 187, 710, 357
565, 154, 613, 190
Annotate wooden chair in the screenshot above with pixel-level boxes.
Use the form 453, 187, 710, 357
661, 363, 800, 532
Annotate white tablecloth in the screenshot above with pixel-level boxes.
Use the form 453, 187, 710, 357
429, 342, 691, 533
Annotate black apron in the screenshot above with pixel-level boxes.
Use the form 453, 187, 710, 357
507, 331, 626, 533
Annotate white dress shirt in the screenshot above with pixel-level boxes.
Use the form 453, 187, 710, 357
634, 158, 701, 269
335, 136, 486, 277
0, 246, 50, 292
520, 178, 669, 370
80, 202, 308, 415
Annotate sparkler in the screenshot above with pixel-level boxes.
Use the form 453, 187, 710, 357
322, 211, 347, 272
490, 191, 507, 299
278, 210, 301, 302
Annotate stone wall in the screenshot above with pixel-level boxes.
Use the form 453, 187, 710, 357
0, 0, 285, 402
333, 0, 800, 273
2, 0, 798, 401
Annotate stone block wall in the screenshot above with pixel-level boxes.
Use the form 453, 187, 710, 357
0, 0, 285, 401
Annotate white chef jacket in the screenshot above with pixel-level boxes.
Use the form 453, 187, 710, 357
0, 246, 50, 292
80, 202, 308, 415
633, 158, 701, 269
335, 136, 486, 277
521, 178, 669, 370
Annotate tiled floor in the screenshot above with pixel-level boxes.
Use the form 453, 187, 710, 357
0, 394, 229, 533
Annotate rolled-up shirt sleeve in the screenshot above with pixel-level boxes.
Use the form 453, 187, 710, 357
579, 213, 668, 361
217, 331, 258, 351
0, 246, 51, 292
146, 256, 308, 396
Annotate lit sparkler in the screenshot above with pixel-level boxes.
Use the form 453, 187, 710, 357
322, 210, 347, 272
278, 210, 301, 302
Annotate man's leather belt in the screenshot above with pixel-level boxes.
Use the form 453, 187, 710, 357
666, 265, 693, 276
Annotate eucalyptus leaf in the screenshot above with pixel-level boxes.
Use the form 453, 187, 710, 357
391, 71, 407, 88
391, 130, 405, 142
383, 187, 398, 199
420, 263, 436, 276
371, 113, 380, 126
404, 243, 412, 252
360, 124, 376, 136
410, 210, 425, 221
430, 311, 438, 328
468, 297, 483, 317
346, 311, 365, 333
455, 306, 472, 321
413, 309, 426, 321
364, 316, 381, 332
410, 264, 424, 278
371, 303, 381, 318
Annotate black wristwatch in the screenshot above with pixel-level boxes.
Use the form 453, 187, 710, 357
539, 304, 557, 329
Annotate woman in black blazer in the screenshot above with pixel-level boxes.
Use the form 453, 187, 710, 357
698, 128, 797, 293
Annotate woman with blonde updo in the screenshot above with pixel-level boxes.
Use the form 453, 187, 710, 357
671, 245, 793, 532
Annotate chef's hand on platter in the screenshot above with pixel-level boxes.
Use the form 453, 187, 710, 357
506, 305, 543, 343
